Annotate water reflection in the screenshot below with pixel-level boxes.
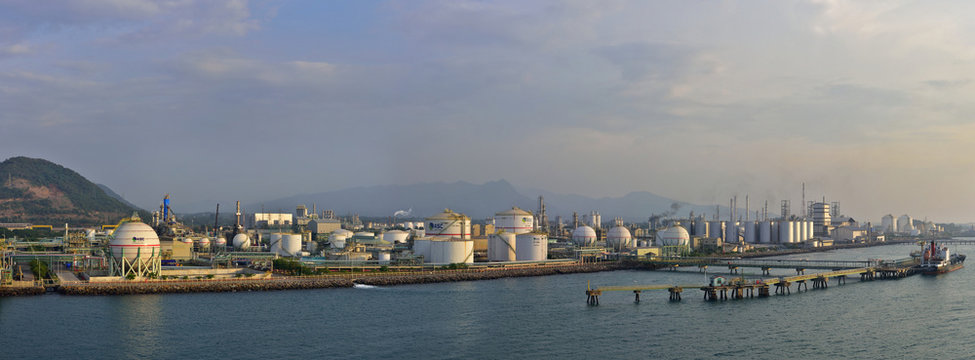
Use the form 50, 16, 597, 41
109, 295, 163, 358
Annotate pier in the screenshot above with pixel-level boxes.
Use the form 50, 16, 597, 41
586, 257, 920, 305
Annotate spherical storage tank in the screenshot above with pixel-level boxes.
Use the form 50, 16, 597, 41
656, 226, 690, 247
515, 233, 548, 261
488, 232, 517, 261
232, 233, 251, 249
198, 237, 210, 247
494, 207, 534, 235
429, 239, 474, 264
384, 230, 409, 244
425, 209, 471, 239
110, 221, 161, 262
214, 236, 227, 246
180, 237, 194, 244
606, 223, 633, 249
571, 226, 597, 247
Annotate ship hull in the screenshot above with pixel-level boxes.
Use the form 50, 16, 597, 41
921, 263, 964, 275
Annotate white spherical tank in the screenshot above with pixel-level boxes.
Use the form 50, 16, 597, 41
656, 226, 690, 247
606, 225, 633, 250
494, 207, 535, 235
758, 221, 771, 244
413, 238, 432, 259
180, 237, 194, 244
384, 230, 409, 244
110, 221, 161, 262
488, 232, 517, 261
198, 237, 210, 247
425, 209, 471, 239
571, 226, 597, 247
429, 239, 474, 264
232, 233, 251, 249
214, 236, 226, 246
515, 233, 548, 261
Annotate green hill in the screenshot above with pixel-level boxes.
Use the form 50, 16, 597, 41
0, 156, 145, 226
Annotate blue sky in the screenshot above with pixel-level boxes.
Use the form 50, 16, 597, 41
1, 0, 974, 222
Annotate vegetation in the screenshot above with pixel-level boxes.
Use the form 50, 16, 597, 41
29, 259, 50, 280
272, 258, 328, 276
441, 263, 469, 270
125, 274, 136, 280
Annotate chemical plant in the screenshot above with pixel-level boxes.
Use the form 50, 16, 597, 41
0, 188, 955, 288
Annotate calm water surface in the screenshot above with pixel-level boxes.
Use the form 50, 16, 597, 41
3, 242, 974, 359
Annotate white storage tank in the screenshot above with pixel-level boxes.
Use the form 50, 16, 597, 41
725, 222, 739, 243
384, 230, 409, 244
606, 218, 633, 250
571, 226, 597, 247
413, 238, 432, 259
758, 221, 771, 244
110, 221, 161, 262
354, 231, 374, 238
232, 233, 251, 249
743, 221, 757, 243
429, 239, 474, 264
198, 237, 211, 247
792, 221, 801, 243
377, 252, 391, 264
270, 233, 284, 254
180, 237, 194, 244
494, 207, 535, 234
279, 234, 302, 256
214, 236, 227, 246
656, 226, 690, 247
693, 220, 708, 237
425, 209, 472, 239
780, 221, 795, 244
708, 221, 724, 239
770, 222, 779, 243
515, 233, 548, 261
488, 232, 517, 261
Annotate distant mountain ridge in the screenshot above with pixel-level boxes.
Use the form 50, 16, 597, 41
0, 156, 144, 225
253, 179, 729, 222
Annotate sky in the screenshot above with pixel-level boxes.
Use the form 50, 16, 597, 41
1, 0, 974, 222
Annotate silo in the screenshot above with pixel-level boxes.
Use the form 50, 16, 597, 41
430, 239, 474, 264
792, 221, 801, 243
770, 222, 779, 243
694, 220, 709, 238
426, 209, 472, 239
488, 232, 517, 261
725, 222, 738, 243
779, 221, 794, 244
494, 207, 535, 234
758, 221, 771, 243
515, 233, 548, 261
708, 221, 724, 239
807, 221, 814, 240
413, 238, 432, 260
281, 234, 301, 256
743, 221, 757, 243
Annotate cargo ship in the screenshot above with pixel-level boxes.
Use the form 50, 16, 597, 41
915, 241, 965, 275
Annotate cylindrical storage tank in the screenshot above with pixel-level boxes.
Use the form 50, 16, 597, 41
743, 221, 757, 243
377, 252, 391, 264
214, 236, 227, 246
694, 220, 708, 238
425, 209, 472, 239
429, 239, 474, 264
384, 230, 409, 244
110, 221, 161, 262
758, 221, 771, 243
281, 234, 302, 256
725, 222, 738, 243
656, 226, 690, 247
571, 226, 597, 247
515, 233, 548, 261
792, 221, 801, 243
270, 233, 284, 254
494, 207, 535, 234
606, 225, 633, 250
708, 221, 723, 239
807, 221, 814, 240
488, 232, 517, 261
779, 221, 794, 244
770, 222, 779, 243
232, 233, 251, 249
413, 238, 432, 259
798, 221, 807, 241
354, 231, 374, 238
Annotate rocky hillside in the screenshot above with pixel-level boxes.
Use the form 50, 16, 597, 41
0, 156, 143, 226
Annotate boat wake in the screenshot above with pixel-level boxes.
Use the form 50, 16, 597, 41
353, 283, 378, 289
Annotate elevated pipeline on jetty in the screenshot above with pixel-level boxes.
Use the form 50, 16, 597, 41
586, 257, 920, 305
